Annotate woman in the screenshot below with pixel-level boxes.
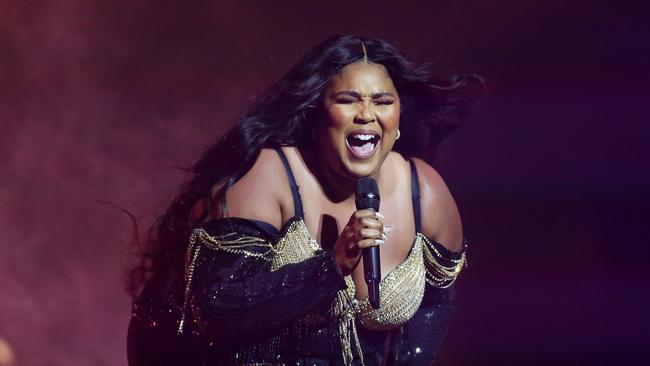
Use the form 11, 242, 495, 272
127, 35, 483, 365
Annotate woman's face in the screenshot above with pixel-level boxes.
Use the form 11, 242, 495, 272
316, 62, 400, 180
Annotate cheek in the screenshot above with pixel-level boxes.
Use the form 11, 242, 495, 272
379, 108, 400, 130
317, 113, 346, 148
324, 106, 355, 127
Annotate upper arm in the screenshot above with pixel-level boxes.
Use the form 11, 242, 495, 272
411, 158, 464, 253
200, 148, 293, 230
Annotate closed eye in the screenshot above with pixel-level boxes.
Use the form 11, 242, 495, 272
335, 98, 357, 104
374, 99, 394, 106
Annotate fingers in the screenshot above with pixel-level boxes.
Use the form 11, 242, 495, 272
352, 217, 383, 238
358, 238, 382, 249
344, 227, 382, 244
335, 210, 388, 274
360, 217, 382, 230
350, 209, 382, 222
348, 210, 388, 234
359, 227, 382, 240
349, 229, 381, 250
341, 209, 390, 252
350, 210, 383, 228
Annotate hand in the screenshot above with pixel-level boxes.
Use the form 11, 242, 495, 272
333, 209, 385, 276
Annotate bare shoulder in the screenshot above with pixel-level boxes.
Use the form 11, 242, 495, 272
410, 157, 464, 252
216, 148, 294, 229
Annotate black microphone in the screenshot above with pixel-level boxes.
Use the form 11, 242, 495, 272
355, 177, 381, 309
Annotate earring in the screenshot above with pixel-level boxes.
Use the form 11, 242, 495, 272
396, 130, 401, 140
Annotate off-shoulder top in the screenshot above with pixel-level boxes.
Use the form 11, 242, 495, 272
127, 148, 466, 366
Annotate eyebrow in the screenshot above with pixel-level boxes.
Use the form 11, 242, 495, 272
331, 91, 396, 99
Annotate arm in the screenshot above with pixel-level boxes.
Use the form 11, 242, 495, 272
411, 158, 467, 288
397, 283, 457, 362
188, 224, 346, 347
184, 148, 381, 349
182, 149, 347, 347
397, 236, 465, 362
411, 158, 464, 252
396, 159, 466, 362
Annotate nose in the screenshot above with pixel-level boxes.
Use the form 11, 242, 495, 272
355, 100, 376, 124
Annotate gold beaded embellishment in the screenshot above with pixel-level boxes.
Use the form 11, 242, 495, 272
270, 220, 320, 270
345, 237, 426, 331
330, 290, 365, 366
177, 219, 364, 366
178, 228, 276, 334
422, 235, 467, 288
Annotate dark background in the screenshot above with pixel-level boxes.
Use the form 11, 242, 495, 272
1, 0, 649, 365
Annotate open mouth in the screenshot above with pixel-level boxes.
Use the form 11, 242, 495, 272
346, 131, 380, 159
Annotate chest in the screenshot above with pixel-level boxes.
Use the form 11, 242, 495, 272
302, 190, 417, 297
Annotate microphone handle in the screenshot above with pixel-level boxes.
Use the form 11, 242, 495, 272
363, 244, 381, 309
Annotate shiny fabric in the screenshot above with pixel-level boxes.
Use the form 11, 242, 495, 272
345, 234, 426, 331
127, 149, 465, 365
127, 216, 462, 365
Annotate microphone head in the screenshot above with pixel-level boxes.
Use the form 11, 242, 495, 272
355, 177, 380, 211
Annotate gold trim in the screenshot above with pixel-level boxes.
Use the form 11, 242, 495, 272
345, 237, 426, 331
179, 219, 416, 365
422, 235, 466, 288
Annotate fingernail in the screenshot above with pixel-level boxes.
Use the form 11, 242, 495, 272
382, 232, 388, 240
375, 239, 384, 245
376, 212, 385, 219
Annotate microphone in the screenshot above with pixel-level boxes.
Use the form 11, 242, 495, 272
355, 177, 381, 309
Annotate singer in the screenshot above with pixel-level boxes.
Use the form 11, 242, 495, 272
127, 35, 482, 365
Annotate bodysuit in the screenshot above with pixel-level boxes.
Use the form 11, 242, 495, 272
127, 148, 466, 365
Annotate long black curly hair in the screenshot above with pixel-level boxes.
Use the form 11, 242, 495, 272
128, 34, 484, 303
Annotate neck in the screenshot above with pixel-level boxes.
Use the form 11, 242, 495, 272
301, 146, 389, 204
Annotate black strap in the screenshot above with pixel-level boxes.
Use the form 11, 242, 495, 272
409, 159, 422, 233
274, 147, 304, 218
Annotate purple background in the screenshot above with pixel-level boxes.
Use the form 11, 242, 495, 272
1, 0, 649, 365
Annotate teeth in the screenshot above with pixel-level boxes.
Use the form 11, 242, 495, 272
352, 134, 374, 141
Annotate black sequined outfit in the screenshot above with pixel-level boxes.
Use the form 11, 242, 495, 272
127, 149, 466, 365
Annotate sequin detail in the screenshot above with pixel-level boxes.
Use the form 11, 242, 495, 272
179, 228, 276, 334
422, 235, 467, 288
345, 236, 425, 331
178, 219, 464, 364
345, 234, 466, 332
330, 290, 365, 366
179, 219, 364, 366
270, 220, 321, 270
